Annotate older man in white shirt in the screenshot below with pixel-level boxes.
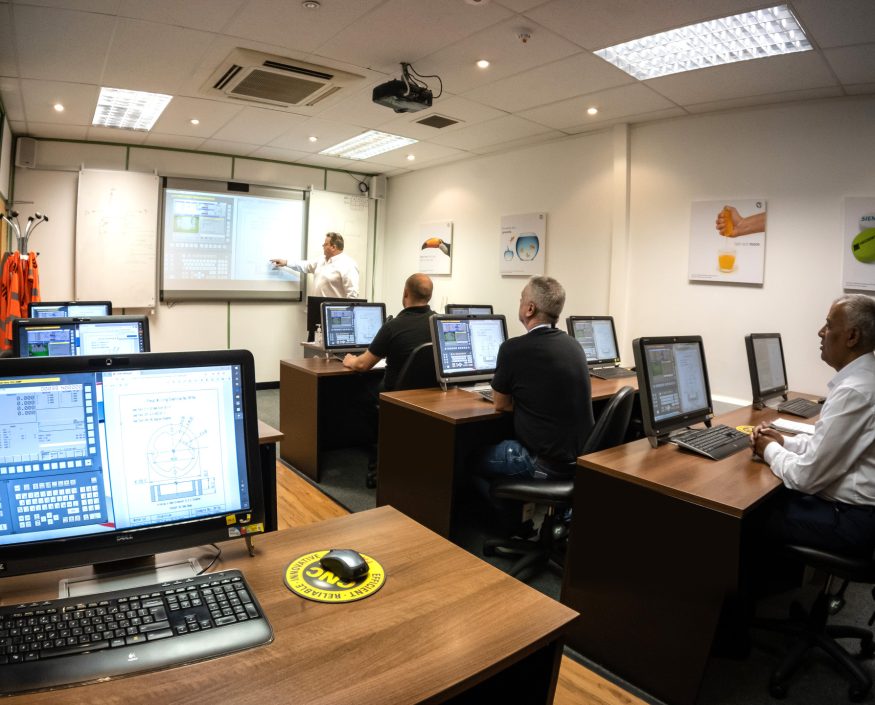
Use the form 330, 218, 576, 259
271, 232, 359, 298
752, 293, 875, 557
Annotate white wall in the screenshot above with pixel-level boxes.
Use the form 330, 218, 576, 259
382, 96, 875, 402
382, 131, 615, 337
626, 97, 875, 401
12, 140, 376, 383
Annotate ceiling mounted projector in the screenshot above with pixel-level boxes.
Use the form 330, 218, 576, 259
373, 63, 440, 113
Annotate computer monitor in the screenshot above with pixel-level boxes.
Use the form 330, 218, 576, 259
566, 315, 621, 366
444, 304, 494, 316
0, 349, 264, 579
632, 336, 714, 448
430, 314, 508, 389
745, 333, 789, 409
320, 301, 386, 354
12, 316, 150, 358
28, 300, 112, 318
306, 295, 366, 339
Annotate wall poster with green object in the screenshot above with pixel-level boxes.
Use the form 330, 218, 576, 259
843, 197, 875, 291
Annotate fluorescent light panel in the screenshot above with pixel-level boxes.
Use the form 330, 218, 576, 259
92, 87, 172, 131
595, 5, 811, 81
320, 130, 417, 160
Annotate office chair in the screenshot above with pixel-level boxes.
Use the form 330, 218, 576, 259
366, 342, 437, 488
483, 385, 635, 583
757, 545, 875, 702
393, 342, 437, 391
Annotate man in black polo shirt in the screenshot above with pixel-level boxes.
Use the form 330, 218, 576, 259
472, 275, 594, 532
342, 272, 433, 391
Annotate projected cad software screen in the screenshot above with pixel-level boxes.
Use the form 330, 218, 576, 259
645, 342, 709, 422
0, 365, 249, 546
162, 183, 305, 300
753, 337, 786, 392
573, 320, 618, 363
437, 319, 505, 374
324, 306, 384, 347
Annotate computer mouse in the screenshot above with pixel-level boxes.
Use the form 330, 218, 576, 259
320, 549, 369, 581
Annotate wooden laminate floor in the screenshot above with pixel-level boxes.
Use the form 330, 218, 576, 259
274, 461, 647, 705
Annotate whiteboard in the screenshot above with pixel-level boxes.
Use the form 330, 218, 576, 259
75, 170, 160, 308
307, 190, 371, 294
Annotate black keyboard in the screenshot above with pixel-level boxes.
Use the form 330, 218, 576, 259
777, 397, 822, 419
590, 366, 637, 380
671, 424, 751, 460
0, 569, 273, 696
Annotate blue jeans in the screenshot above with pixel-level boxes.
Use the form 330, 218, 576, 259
471, 440, 545, 531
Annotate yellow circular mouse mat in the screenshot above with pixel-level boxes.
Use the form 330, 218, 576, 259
736, 425, 754, 435
284, 550, 386, 603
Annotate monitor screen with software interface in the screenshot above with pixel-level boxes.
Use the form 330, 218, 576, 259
28, 301, 112, 318
430, 314, 508, 387
566, 316, 621, 366
444, 304, 494, 316
320, 302, 386, 353
0, 349, 264, 578
632, 336, 714, 443
12, 316, 150, 358
745, 333, 789, 407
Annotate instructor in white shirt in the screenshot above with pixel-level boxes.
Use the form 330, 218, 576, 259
752, 293, 875, 557
271, 232, 359, 298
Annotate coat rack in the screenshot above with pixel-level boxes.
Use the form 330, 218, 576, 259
2, 210, 49, 254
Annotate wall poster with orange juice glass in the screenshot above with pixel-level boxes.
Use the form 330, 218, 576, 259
688, 198, 767, 284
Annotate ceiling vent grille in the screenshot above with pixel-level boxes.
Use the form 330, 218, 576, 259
204, 49, 363, 108
415, 114, 460, 129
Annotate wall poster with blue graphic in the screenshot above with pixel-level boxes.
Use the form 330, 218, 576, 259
500, 212, 546, 276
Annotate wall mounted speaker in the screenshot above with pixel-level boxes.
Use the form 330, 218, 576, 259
370, 174, 387, 200
15, 137, 36, 168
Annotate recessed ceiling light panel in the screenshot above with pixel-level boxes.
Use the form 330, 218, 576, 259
595, 4, 811, 80
320, 130, 417, 160
92, 87, 172, 130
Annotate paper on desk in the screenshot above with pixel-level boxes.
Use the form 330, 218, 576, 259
771, 418, 815, 435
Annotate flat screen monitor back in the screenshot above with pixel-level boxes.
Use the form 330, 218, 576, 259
745, 333, 789, 408
444, 304, 494, 316
28, 301, 112, 318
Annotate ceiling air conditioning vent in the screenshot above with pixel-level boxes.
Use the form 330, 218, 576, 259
416, 114, 460, 129
204, 48, 364, 108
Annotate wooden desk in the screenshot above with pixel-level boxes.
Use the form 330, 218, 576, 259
561, 400, 814, 705
257, 420, 283, 533
377, 378, 638, 538
279, 358, 383, 482
4, 506, 577, 705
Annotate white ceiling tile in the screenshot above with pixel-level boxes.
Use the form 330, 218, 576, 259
269, 119, 364, 153
143, 133, 206, 151
198, 138, 258, 156
375, 96, 505, 140
210, 106, 308, 144
823, 45, 875, 86
0, 3, 17, 77
520, 83, 676, 130
682, 87, 845, 115
562, 106, 686, 134
645, 52, 838, 106
12, 3, 116, 82
845, 82, 875, 96
315, 81, 409, 129
86, 125, 149, 144
116, 0, 241, 33
316, 0, 514, 73
102, 19, 215, 94
523, 0, 765, 50
13, 1, 121, 12
296, 153, 363, 171
462, 52, 634, 112
150, 96, 242, 138
20, 79, 99, 125
496, 0, 551, 12
0, 78, 26, 122
9, 120, 27, 134
468, 131, 565, 155
428, 114, 557, 151
24, 120, 89, 139
248, 146, 312, 163
413, 16, 583, 95
361, 141, 468, 169
793, 0, 875, 49
227, 0, 384, 56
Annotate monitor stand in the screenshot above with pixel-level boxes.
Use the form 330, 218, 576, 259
58, 554, 202, 599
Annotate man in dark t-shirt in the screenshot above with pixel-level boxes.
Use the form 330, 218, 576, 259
472, 276, 593, 531
343, 273, 433, 391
